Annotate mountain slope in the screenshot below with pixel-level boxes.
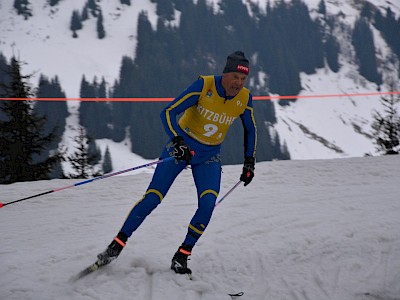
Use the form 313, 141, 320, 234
0, 0, 399, 162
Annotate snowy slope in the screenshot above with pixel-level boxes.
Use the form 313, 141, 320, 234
274, 65, 384, 159
1, 155, 400, 299
0, 0, 158, 98
0, 0, 399, 162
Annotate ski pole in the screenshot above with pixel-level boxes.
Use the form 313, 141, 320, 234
0, 156, 175, 208
215, 180, 242, 207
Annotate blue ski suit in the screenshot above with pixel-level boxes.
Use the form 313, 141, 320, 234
120, 75, 257, 248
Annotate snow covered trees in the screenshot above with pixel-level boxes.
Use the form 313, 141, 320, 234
67, 126, 103, 179
0, 57, 63, 184
13, 0, 32, 19
371, 93, 400, 155
70, 10, 83, 38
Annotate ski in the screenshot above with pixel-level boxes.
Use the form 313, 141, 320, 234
229, 291, 244, 298
70, 259, 108, 282
185, 273, 243, 298
71, 260, 244, 298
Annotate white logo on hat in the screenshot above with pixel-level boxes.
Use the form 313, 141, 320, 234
237, 65, 249, 74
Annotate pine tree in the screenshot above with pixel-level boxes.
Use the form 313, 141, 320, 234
13, 0, 32, 19
325, 34, 340, 72
154, 0, 175, 21
360, 2, 372, 20
81, 3, 89, 21
0, 57, 62, 184
97, 9, 106, 39
48, 0, 60, 6
87, 0, 98, 17
374, 7, 400, 61
67, 126, 103, 179
318, 0, 326, 16
70, 10, 83, 38
352, 17, 382, 86
98, 77, 107, 98
371, 92, 400, 155
79, 76, 112, 139
0, 53, 11, 98
34, 74, 69, 179
102, 146, 113, 173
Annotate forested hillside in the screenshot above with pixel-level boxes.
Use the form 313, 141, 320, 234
1, 0, 399, 171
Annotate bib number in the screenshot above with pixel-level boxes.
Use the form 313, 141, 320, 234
203, 124, 218, 137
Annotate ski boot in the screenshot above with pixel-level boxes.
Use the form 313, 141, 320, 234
97, 232, 127, 265
171, 244, 193, 275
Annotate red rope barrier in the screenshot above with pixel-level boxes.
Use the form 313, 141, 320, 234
0, 91, 399, 102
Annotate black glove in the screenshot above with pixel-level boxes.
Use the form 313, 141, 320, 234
172, 136, 193, 164
240, 156, 255, 186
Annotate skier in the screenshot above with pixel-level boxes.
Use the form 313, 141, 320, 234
97, 51, 257, 275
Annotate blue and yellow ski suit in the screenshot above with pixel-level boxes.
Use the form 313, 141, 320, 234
120, 75, 257, 247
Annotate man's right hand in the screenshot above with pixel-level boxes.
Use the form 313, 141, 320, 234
172, 136, 193, 164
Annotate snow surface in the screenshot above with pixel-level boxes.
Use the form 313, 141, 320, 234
1, 155, 400, 300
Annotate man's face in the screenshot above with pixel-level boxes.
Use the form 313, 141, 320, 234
222, 72, 248, 97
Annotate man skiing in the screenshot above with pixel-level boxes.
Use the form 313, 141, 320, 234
97, 51, 257, 276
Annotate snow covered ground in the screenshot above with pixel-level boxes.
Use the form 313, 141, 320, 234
1, 155, 400, 300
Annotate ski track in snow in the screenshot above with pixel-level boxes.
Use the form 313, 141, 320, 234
1, 156, 400, 300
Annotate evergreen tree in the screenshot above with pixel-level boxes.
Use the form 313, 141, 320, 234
325, 34, 340, 72
360, 2, 372, 20
97, 9, 106, 39
79, 75, 93, 98
318, 0, 326, 16
352, 17, 382, 86
34, 75, 69, 178
102, 146, 113, 173
373, 7, 400, 60
81, 3, 89, 21
135, 12, 155, 66
79, 76, 112, 139
48, 0, 60, 6
67, 126, 102, 179
110, 56, 136, 142
0, 57, 62, 184
98, 77, 107, 98
153, 0, 175, 21
88, 139, 102, 165
371, 92, 400, 155
70, 10, 83, 38
0, 53, 11, 99
87, 0, 98, 17
13, 0, 32, 19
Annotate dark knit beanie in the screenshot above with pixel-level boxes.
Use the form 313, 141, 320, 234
223, 51, 250, 75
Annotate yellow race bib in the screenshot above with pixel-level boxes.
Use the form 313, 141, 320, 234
178, 76, 250, 145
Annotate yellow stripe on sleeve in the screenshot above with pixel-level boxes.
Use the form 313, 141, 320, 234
165, 92, 201, 136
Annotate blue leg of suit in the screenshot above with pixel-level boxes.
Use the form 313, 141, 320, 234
120, 143, 221, 248
183, 159, 221, 246
120, 157, 186, 237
